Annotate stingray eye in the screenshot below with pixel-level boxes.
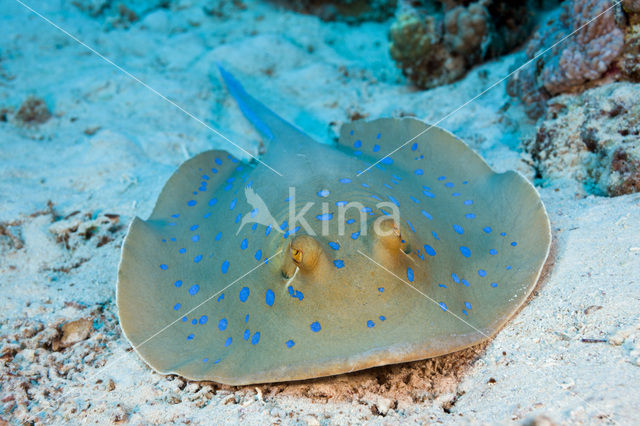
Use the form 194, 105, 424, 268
291, 247, 303, 264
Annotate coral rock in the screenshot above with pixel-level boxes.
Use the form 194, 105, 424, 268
390, 0, 543, 89
279, 0, 398, 23
14, 96, 51, 125
524, 82, 640, 196
59, 318, 93, 348
508, 0, 625, 118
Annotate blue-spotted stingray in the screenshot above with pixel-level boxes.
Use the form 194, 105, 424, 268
117, 66, 551, 385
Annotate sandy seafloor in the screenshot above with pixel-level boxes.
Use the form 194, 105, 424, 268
1, 0, 640, 424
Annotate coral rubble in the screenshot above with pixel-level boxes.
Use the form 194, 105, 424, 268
389, 0, 547, 89
14, 96, 51, 125
524, 82, 640, 196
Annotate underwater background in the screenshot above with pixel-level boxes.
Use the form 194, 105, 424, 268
1, 0, 639, 423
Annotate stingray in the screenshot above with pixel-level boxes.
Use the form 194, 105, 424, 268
117, 66, 551, 385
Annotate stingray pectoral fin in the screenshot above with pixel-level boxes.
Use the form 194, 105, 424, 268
339, 117, 492, 178
148, 149, 239, 220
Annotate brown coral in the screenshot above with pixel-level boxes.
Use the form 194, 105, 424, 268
507, 0, 627, 118
390, 0, 544, 89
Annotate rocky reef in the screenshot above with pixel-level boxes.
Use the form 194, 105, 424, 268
507, 0, 640, 119
274, 0, 398, 22
525, 82, 640, 196
389, 0, 553, 89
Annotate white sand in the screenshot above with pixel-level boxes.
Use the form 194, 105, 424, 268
1, 0, 639, 424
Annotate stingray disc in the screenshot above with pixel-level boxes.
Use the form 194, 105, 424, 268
117, 118, 551, 386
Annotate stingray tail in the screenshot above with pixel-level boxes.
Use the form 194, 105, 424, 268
217, 64, 309, 145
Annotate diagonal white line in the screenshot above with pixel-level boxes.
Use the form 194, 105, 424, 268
357, 249, 490, 338
29, 249, 281, 421
356, 0, 623, 176
13, 0, 283, 177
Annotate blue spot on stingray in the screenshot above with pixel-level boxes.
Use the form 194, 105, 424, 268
407, 267, 414, 282
384, 183, 392, 190
203, 212, 212, 219
491, 282, 498, 288
255, 249, 262, 261
316, 213, 333, 221
416, 251, 425, 260
351, 231, 360, 240
354, 139, 362, 148
265, 289, 275, 306
424, 245, 436, 256
411, 143, 417, 151
445, 182, 454, 188
511, 241, 518, 246
461, 278, 470, 287
439, 302, 448, 311
464, 200, 473, 205
349, 129, 354, 135
193, 254, 202, 263
310, 322, 321, 332
371, 195, 382, 201
506, 265, 513, 270
317, 189, 330, 197
421, 210, 433, 220
376, 133, 381, 139
187, 200, 196, 206
465, 213, 476, 219
239, 287, 250, 302
229, 199, 237, 210
243, 329, 250, 340
199, 315, 208, 324
438, 176, 446, 181
217, 294, 224, 302
451, 273, 461, 284
240, 239, 248, 250
173, 280, 182, 288
462, 309, 468, 316
410, 196, 420, 203
432, 231, 439, 240
489, 249, 497, 255
218, 318, 228, 331
460, 246, 471, 258
173, 303, 181, 311
361, 207, 372, 213
465, 302, 472, 310
354, 151, 362, 156
407, 220, 415, 233
225, 337, 233, 347
339, 178, 352, 183
367, 320, 375, 328
334, 259, 345, 269
378, 287, 384, 293
245, 314, 249, 323
251, 332, 260, 345
381, 157, 393, 165
478, 269, 487, 277
203, 358, 209, 363
328, 242, 340, 250
346, 218, 355, 224
373, 144, 380, 152
483, 227, 492, 233
379, 316, 386, 321
286, 340, 295, 348
189, 284, 200, 295
192, 319, 197, 325
287, 286, 304, 301
388, 195, 400, 207
190, 225, 199, 231
211, 168, 218, 174
191, 235, 200, 242
265, 225, 272, 236
181, 317, 187, 322
439, 284, 447, 288
500, 232, 506, 236
160, 264, 168, 270
215, 232, 222, 241
336, 201, 348, 207
215, 158, 222, 165
415, 169, 424, 175
453, 224, 464, 234
221, 260, 229, 274
187, 334, 194, 340
423, 190, 435, 198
